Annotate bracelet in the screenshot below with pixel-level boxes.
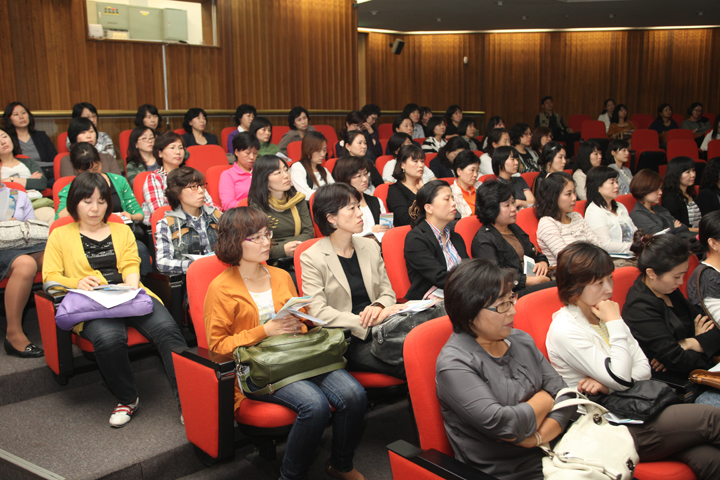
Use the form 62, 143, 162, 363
534, 431, 543, 447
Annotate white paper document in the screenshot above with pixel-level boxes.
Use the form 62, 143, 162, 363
273, 296, 327, 324
69, 288, 142, 309
387, 298, 442, 318
523, 255, 536, 276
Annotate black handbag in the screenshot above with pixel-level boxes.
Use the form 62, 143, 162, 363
588, 358, 681, 421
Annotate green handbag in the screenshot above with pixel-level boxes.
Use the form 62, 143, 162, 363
233, 326, 348, 395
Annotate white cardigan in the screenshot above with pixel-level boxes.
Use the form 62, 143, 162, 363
584, 202, 636, 254
546, 305, 651, 392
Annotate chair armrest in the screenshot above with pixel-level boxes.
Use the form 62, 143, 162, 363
387, 440, 499, 480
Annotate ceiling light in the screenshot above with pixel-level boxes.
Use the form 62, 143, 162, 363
698, 11, 704, 16
608, 14, 615, 18
497, 1, 503, 6
522, 15, 528, 20
437, 17, 442, 22
370, 10, 378, 15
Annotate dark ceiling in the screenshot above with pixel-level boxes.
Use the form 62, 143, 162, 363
356, 0, 720, 32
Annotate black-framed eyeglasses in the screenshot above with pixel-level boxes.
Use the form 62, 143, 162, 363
483, 292, 518, 314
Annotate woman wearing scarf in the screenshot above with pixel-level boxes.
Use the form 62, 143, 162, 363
247, 155, 314, 268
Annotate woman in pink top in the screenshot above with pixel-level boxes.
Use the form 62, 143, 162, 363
219, 132, 260, 211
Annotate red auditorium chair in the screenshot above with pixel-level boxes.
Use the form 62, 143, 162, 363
570, 114, 592, 134
375, 155, 394, 176
307, 194, 323, 238
205, 164, 231, 205
454, 216, 481, 257
438, 177, 455, 185
3, 181, 25, 192
521, 171, 540, 189
186, 145, 230, 176
581, 120, 608, 142
57, 132, 69, 154
324, 157, 338, 173
133, 171, 151, 206
148, 206, 187, 326
680, 254, 700, 297
174, 128, 186, 135
313, 125, 339, 157
271, 126, 290, 146
667, 139, 700, 162
479, 174, 496, 183
707, 139, 720, 161
388, 316, 499, 480
294, 238, 322, 296
381, 226, 412, 299
220, 127, 235, 153
513, 274, 697, 480
516, 207, 540, 251
616, 193, 637, 213
574, 199, 587, 214
53, 153, 66, 180
659, 165, 667, 178
671, 113, 685, 128
474, 135, 484, 146
379, 139, 389, 155
631, 114, 654, 130
414, 138, 426, 146
52, 176, 75, 211
35, 214, 144, 386
667, 130, 694, 143
173, 255, 297, 463
378, 123, 393, 140
286, 141, 302, 164
423, 152, 437, 168
119, 129, 132, 161
704, 113, 716, 127
373, 183, 390, 210
631, 129, 666, 173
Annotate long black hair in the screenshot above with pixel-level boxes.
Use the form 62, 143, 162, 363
663, 156, 697, 202
248, 155, 297, 211
586, 166, 619, 212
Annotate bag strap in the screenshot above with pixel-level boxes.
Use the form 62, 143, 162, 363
42, 281, 68, 294
604, 357, 634, 388
239, 360, 346, 395
696, 265, 720, 329
549, 387, 608, 414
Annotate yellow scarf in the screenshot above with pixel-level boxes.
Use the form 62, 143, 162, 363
269, 192, 306, 236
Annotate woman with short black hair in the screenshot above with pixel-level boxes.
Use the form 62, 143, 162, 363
422, 117, 447, 153
479, 128, 510, 175
606, 139, 633, 195
629, 169, 691, 238
134, 104, 162, 130
2, 102, 57, 165
59, 117, 120, 177
278, 106, 317, 155
387, 144, 426, 227
419, 107, 433, 136
402, 103, 425, 139
444, 105, 463, 136
333, 156, 387, 239
450, 150, 480, 218
218, 132, 260, 211
430, 136, 468, 179
181, 108, 218, 147
572, 140, 602, 200
336, 110, 380, 161
226, 104, 256, 153
649, 103, 679, 146
69, 102, 114, 156
0, 126, 48, 192
532, 141, 566, 194
508, 122, 539, 173
681, 102, 711, 144
482, 116, 505, 150
491, 146, 534, 208
661, 156, 700, 232
696, 157, 720, 216
249, 116, 280, 158
458, 117, 479, 150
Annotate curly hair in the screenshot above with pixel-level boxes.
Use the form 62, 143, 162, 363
214, 207, 270, 266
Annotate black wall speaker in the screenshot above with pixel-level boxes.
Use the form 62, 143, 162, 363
390, 39, 405, 55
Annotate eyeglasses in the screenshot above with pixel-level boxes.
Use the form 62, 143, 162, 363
183, 183, 208, 192
139, 136, 155, 142
483, 292, 518, 314
352, 171, 370, 180
245, 231, 273, 244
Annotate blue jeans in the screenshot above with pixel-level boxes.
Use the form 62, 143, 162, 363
79, 297, 187, 406
696, 388, 720, 408
245, 369, 367, 480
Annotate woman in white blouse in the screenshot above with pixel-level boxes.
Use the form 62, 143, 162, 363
333, 156, 388, 239
584, 166, 637, 255
289, 131, 334, 198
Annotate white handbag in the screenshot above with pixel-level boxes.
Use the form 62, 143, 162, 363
542, 388, 639, 480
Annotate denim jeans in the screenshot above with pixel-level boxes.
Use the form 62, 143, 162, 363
696, 387, 720, 408
79, 297, 187, 406
245, 369, 367, 480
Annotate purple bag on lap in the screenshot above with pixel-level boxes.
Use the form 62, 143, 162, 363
54, 290, 154, 331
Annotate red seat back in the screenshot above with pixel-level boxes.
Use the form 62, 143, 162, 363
57, 132, 69, 154
632, 129, 660, 151
53, 176, 75, 210
574, 199, 588, 215
174, 128, 186, 135
379, 139, 389, 156
375, 155, 394, 177
373, 183, 390, 207
570, 114, 592, 133
271, 126, 290, 146
671, 114, 685, 128
680, 254, 700, 297
667, 139, 699, 162
479, 174, 497, 183
206, 164, 232, 206
454, 216, 481, 257
324, 158, 338, 173
581, 120, 607, 141
704, 114, 716, 127
313, 125, 339, 157
307, 194, 323, 238
186, 256, 232, 350
667, 129, 694, 143
293, 238, 323, 296
150, 206, 172, 249
378, 123, 393, 140
708, 139, 720, 161
423, 152, 437, 168
516, 207, 540, 251
119, 129, 132, 161
616, 194, 637, 213
221, 127, 235, 153
286, 141, 302, 164
381, 225, 412, 298
414, 138, 426, 147
403, 316, 455, 455
3, 181, 26, 192
133, 171, 151, 206
438, 177, 455, 185
611, 266, 641, 308
520, 171, 540, 189
631, 114, 654, 130
54, 153, 66, 180
186, 145, 230, 176
515, 287, 562, 359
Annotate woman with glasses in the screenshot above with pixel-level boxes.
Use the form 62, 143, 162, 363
154, 167, 222, 275
436, 258, 575, 480
206, 206, 369, 480
333, 156, 389, 239
125, 127, 157, 186
509, 123, 539, 173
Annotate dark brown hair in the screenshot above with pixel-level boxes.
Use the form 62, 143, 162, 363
214, 207, 270, 266
629, 169, 663, 200
66, 172, 113, 223
299, 131, 329, 188
556, 242, 614, 305
153, 131, 185, 166
165, 167, 205, 210
333, 155, 369, 186
311, 183, 362, 236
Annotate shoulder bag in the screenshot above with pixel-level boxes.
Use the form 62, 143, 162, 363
0, 219, 49, 251
234, 326, 347, 395
542, 388, 638, 480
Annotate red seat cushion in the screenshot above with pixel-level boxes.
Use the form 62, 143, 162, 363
634, 461, 696, 480
349, 371, 405, 388
234, 398, 298, 427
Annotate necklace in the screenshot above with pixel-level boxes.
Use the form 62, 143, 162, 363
240, 264, 266, 283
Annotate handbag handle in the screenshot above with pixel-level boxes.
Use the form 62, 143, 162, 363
604, 357, 634, 389
549, 387, 608, 414
696, 265, 720, 329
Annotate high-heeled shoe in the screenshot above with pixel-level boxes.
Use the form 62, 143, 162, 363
4, 339, 44, 358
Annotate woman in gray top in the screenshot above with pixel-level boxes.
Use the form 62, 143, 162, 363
606, 139, 633, 196
436, 258, 575, 480
628, 169, 693, 239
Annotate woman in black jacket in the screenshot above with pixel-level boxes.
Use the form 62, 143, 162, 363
661, 156, 700, 232
622, 232, 720, 407
387, 144, 426, 227
333, 155, 389, 239
471, 180, 553, 297
404, 180, 468, 300
3, 102, 58, 168
696, 157, 720, 216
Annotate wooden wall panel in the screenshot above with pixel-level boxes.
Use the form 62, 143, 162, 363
365, 28, 720, 128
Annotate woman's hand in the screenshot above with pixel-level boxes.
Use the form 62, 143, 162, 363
30, 171, 43, 179
284, 241, 301, 257
263, 315, 304, 337
371, 224, 390, 233
650, 358, 667, 372
533, 261, 549, 278
526, 275, 550, 286
359, 305, 383, 328
577, 376, 610, 395
591, 299, 622, 323
694, 314, 714, 336
674, 219, 683, 228
77, 275, 103, 291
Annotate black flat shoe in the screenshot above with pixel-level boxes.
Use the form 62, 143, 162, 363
4, 339, 44, 358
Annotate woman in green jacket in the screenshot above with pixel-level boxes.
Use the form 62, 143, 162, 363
249, 117, 281, 158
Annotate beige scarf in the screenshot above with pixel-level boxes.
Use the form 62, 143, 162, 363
269, 192, 306, 236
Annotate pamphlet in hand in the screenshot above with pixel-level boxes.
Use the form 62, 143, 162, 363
273, 296, 327, 325
609, 253, 634, 259
183, 252, 216, 261
387, 298, 442, 318
379, 213, 394, 228
92, 285, 135, 291
523, 255, 536, 276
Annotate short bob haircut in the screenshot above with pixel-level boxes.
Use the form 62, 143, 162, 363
700, 157, 720, 191
409, 180, 452, 228
484, 116, 505, 141
538, 141, 565, 173
575, 140, 602, 175
484, 128, 508, 157
630, 169, 663, 200
234, 104, 257, 126
605, 138, 630, 164
183, 108, 207, 133
393, 144, 425, 182
392, 115, 414, 133
475, 180, 514, 225
312, 183, 362, 236
67, 117, 98, 145
531, 126, 552, 152
214, 207, 270, 266
508, 122, 531, 147
662, 156, 697, 200
71, 102, 98, 119
402, 103, 420, 117
437, 136, 469, 169
445, 105, 462, 123
166, 166, 205, 210
491, 146, 517, 176
556, 242, 614, 305
656, 103, 672, 121
0, 126, 22, 156
69, 142, 100, 171
452, 149, 480, 177
126, 127, 156, 169
66, 172, 113, 223
153, 131, 185, 164
698, 210, 720, 252
361, 104, 381, 118
333, 155, 369, 186
444, 257, 516, 337
249, 116, 273, 139
457, 117, 477, 138
248, 155, 296, 211
586, 166, 619, 212
288, 106, 310, 130
3, 102, 36, 133
232, 131, 261, 154
387, 132, 412, 157
134, 104, 162, 128
630, 230, 690, 278
534, 171, 574, 221
425, 116, 446, 137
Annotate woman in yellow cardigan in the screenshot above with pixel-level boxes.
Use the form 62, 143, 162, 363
203, 206, 369, 480
43, 172, 186, 428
